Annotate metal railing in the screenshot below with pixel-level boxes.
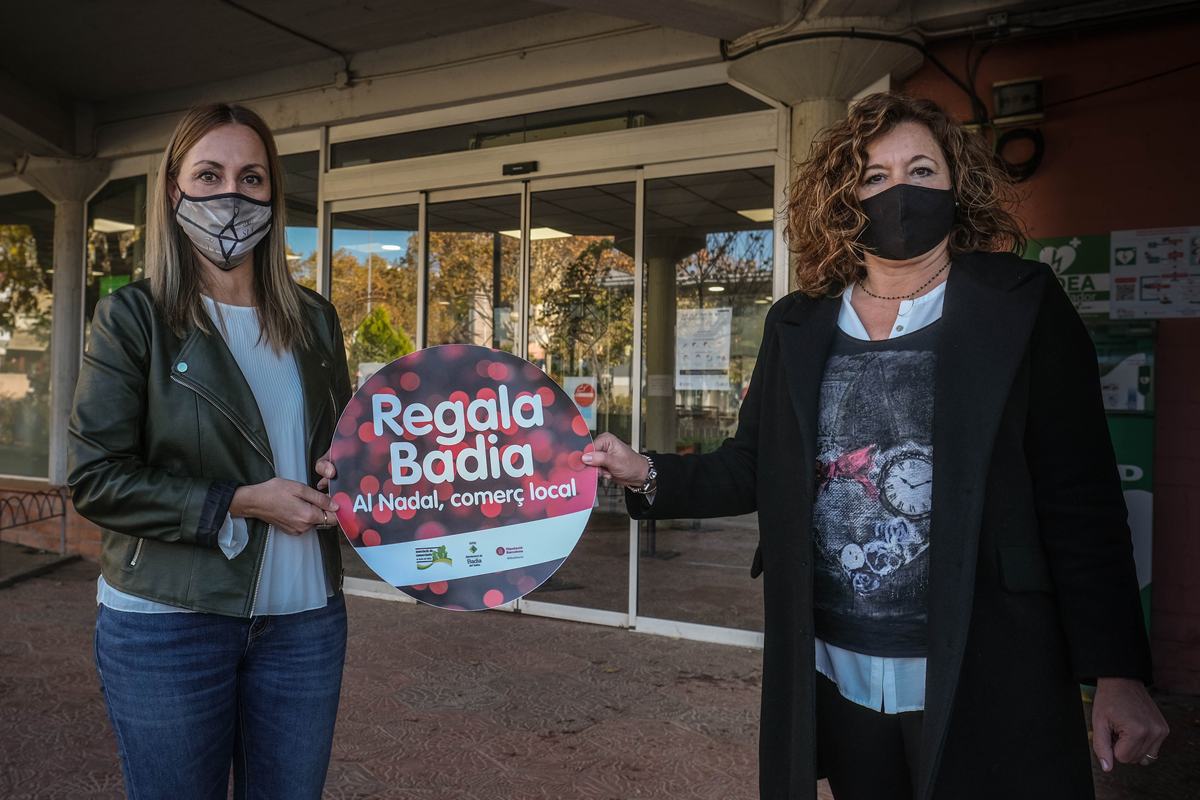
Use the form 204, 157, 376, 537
0, 488, 69, 554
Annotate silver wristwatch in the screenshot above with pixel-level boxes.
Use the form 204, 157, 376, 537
629, 455, 657, 495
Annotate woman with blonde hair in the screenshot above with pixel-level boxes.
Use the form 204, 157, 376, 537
69, 102, 352, 799
586, 92, 1167, 799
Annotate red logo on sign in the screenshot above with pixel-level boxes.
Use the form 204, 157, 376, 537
497, 547, 506, 556
573, 382, 596, 407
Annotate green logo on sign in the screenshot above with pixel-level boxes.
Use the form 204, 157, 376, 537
417, 544, 452, 570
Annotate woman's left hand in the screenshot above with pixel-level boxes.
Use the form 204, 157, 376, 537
1091, 677, 1169, 770
316, 448, 336, 491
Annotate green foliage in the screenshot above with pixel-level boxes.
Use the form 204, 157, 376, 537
349, 306, 413, 378
0, 225, 52, 349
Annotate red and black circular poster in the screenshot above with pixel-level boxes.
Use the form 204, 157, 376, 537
329, 345, 597, 610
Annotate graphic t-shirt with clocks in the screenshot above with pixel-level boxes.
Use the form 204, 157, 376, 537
811, 321, 939, 658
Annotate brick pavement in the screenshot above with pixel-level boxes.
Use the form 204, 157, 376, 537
2, 560, 1195, 799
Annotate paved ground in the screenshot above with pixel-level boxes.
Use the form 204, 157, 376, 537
1, 558, 1196, 799
0, 541, 74, 588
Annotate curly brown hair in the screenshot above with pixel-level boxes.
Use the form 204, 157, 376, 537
786, 92, 1026, 297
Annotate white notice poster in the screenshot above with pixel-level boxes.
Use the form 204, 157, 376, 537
1110, 225, 1200, 319
676, 308, 732, 391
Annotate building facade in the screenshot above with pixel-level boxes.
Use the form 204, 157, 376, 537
1, 1, 1197, 691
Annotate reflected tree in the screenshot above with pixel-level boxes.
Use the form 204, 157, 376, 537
0, 224, 51, 463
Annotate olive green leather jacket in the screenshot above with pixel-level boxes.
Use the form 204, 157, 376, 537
68, 280, 352, 616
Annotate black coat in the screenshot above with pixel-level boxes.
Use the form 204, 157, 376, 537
628, 252, 1151, 800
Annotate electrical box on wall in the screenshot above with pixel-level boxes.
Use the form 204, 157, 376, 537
993, 77, 1044, 125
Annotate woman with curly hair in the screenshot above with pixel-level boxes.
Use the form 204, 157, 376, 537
586, 92, 1166, 799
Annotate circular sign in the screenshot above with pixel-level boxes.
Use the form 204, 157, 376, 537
572, 382, 596, 407
329, 344, 597, 610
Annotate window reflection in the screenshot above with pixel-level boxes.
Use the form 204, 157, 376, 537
86, 176, 147, 324
0, 191, 56, 478
639, 166, 775, 632
523, 183, 636, 612
331, 205, 419, 389
281, 151, 319, 289
426, 196, 520, 353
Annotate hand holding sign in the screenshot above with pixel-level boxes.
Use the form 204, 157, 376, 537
329, 345, 597, 610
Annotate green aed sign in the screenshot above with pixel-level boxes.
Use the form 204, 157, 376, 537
1025, 234, 1110, 317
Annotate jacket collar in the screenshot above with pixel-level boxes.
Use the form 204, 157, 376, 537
775, 292, 840, 470
170, 305, 337, 473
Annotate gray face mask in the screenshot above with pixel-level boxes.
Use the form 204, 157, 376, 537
174, 191, 273, 270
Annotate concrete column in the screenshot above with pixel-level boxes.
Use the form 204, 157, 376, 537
643, 235, 704, 457
788, 99, 847, 292
790, 98, 847, 170
17, 156, 112, 486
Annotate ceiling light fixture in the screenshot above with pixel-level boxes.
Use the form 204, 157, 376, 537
380, 244, 402, 251
707, 285, 725, 292
499, 227, 572, 240
736, 208, 774, 223
92, 218, 136, 233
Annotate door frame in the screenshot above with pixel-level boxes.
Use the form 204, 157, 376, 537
323, 125, 782, 649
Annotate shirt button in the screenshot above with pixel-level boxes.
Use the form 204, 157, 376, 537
177, 362, 188, 373
895, 325, 904, 332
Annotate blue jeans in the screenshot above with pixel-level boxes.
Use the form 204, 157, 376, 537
94, 595, 347, 800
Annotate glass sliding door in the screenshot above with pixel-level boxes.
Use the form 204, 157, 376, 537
318, 161, 779, 637
638, 166, 775, 632
330, 204, 420, 391
523, 181, 637, 613
330, 202, 420, 582
426, 194, 521, 353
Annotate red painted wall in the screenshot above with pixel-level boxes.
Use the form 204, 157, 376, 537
903, 13, 1200, 693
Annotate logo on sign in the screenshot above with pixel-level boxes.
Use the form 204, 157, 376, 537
1038, 243, 1077, 275
416, 544, 452, 570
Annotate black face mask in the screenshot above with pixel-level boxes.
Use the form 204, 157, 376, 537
858, 184, 956, 261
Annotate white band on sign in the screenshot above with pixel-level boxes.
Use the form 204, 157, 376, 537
354, 509, 591, 588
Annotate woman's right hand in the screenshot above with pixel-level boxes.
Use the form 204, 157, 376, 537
229, 478, 340, 536
582, 433, 650, 488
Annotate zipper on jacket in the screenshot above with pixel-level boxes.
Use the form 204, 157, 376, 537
129, 538, 145, 567
170, 373, 273, 467
249, 524, 273, 615
171, 371, 277, 614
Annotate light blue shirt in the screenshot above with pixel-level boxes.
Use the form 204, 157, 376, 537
814, 280, 947, 714
97, 297, 332, 616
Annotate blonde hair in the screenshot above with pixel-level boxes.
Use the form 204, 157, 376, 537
786, 92, 1026, 297
146, 102, 316, 350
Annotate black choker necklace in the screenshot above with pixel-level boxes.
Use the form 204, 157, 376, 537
859, 258, 951, 302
